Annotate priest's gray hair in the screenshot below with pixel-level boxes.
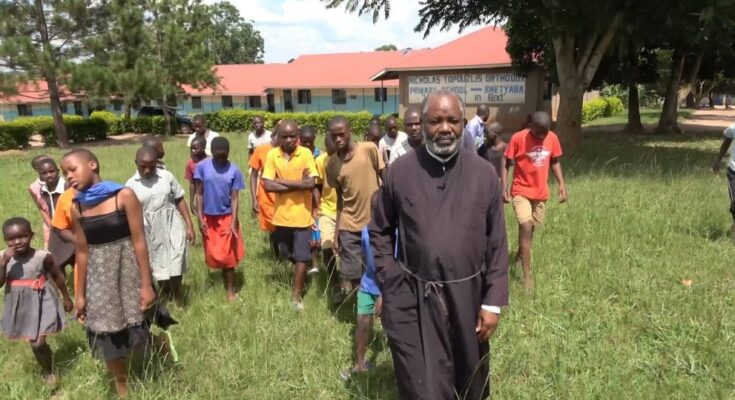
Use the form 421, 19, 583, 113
421, 90, 465, 119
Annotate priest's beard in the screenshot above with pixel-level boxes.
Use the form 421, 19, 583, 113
425, 132, 459, 157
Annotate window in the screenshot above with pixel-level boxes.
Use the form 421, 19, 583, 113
248, 96, 262, 108
16, 104, 32, 116
60, 102, 68, 114
332, 89, 347, 105
73, 101, 83, 116
112, 100, 123, 111
297, 90, 312, 105
191, 96, 202, 109
222, 95, 233, 108
374, 88, 388, 102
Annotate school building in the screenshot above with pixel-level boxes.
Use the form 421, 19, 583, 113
1, 26, 557, 128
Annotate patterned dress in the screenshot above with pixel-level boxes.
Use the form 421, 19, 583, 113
1, 249, 64, 340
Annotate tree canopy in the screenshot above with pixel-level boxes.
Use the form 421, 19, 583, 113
206, 2, 265, 64
375, 44, 397, 51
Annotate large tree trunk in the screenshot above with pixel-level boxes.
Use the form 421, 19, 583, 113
124, 103, 131, 120
626, 44, 644, 133
656, 50, 686, 134
555, 79, 584, 153
34, 0, 69, 147
684, 50, 704, 109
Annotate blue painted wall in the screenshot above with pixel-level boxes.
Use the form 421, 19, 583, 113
289, 93, 398, 115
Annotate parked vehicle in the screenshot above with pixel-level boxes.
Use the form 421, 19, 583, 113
137, 106, 192, 128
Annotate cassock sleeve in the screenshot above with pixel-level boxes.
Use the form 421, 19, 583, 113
483, 178, 509, 307
368, 167, 400, 286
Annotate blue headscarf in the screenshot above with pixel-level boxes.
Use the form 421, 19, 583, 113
75, 181, 125, 206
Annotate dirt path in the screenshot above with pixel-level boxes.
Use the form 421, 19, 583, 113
680, 108, 735, 131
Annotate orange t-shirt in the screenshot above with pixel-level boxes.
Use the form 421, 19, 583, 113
504, 129, 562, 201
248, 143, 276, 221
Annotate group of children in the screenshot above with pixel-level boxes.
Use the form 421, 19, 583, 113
2, 106, 567, 394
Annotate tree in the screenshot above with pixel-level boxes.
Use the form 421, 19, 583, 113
375, 44, 398, 51
0, 0, 102, 147
146, 0, 219, 134
325, 0, 629, 152
206, 1, 264, 64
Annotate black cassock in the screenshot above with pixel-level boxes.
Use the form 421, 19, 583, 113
370, 146, 509, 400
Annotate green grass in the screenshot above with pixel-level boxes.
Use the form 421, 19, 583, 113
584, 108, 695, 127
1, 132, 735, 399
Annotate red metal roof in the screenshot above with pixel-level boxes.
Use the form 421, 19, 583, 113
0, 81, 76, 104
183, 63, 291, 96
371, 26, 511, 80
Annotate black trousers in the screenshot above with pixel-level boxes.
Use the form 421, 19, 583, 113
728, 169, 735, 223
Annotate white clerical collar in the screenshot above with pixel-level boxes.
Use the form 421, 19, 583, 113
425, 144, 458, 165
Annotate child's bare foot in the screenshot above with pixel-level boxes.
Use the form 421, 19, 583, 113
43, 372, 58, 387
226, 292, 237, 302
522, 276, 535, 291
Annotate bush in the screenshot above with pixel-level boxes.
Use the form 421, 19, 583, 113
90, 111, 121, 135
582, 98, 609, 123
39, 115, 107, 146
0, 121, 34, 150
603, 96, 624, 116
129, 116, 176, 135
205, 109, 386, 135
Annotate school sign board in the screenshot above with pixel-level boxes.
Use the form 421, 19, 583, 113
407, 73, 526, 105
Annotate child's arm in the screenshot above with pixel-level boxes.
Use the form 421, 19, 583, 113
311, 186, 321, 224
263, 178, 291, 192
56, 228, 76, 244
175, 197, 196, 243
195, 179, 207, 234
189, 180, 197, 217
501, 158, 512, 203
249, 168, 260, 214
0, 250, 12, 288
230, 190, 240, 237
713, 137, 733, 173
43, 253, 73, 312
29, 188, 52, 228
70, 206, 89, 319
551, 159, 568, 203
119, 188, 156, 311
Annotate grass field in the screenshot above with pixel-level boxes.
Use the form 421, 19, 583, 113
584, 108, 695, 127
1, 131, 735, 399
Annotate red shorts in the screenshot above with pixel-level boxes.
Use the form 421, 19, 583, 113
203, 214, 244, 269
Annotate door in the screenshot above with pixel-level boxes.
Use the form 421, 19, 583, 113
283, 90, 293, 112
267, 93, 275, 112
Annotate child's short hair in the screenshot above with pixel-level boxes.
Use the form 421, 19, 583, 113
190, 136, 206, 148
63, 148, 100, 173
142, 135, 163, 149
36, 158, 58, 170
299, 125, 316, 138
136, 146, 158, 161
193, 114, 207, 125
31, 154, 51, 170
211, 137, 230, 152
2, 217, 32, 235
275, 119, 299, 137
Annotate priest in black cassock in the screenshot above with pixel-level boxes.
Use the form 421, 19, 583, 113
369, 91, 509, 399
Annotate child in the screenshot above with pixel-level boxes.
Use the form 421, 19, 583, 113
36, 159, 68, 254
1, 217, 73, 386
27, 154, 53, 247
299, 126, 321, 275
142, 135, 166, 170
194, 137, 245, 302
315, 133, 339, 284
63, 148, 157, 397
247, 116, 272, 156
364, 124, 381, 147
477, 122, 507, 176
127, 146, 196, 303
342, 224, 381, 379
262, 120, 318, 311
184, 136, 207, 217
248, 135, 278, 258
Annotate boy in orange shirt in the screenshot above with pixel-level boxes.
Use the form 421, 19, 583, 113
249, 135, 278, 258
502, 112, 567, 290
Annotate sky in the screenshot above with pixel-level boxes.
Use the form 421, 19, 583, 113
213, 0, 485, 63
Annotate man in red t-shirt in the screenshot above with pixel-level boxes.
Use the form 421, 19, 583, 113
502, 111, 567, 290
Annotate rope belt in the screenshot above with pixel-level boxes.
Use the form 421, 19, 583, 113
9, 276, 46, 291
399, 262, 482, 316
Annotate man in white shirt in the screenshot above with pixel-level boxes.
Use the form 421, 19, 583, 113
712, 123, 735, 226
464, 104, 490, 149
378, 115, 407, 167
187, 114, 220, 156
247, 115, 272, 156
388, 106, 424, 164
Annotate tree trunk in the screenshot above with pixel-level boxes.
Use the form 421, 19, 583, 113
555, 81, 584, 153
625, 44, 643, 133
656, 49, 686, 134
34, 0, 69, 147
124, 103, 131, 120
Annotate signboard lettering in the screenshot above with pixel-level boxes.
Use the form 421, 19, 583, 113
407, 73, 526, 104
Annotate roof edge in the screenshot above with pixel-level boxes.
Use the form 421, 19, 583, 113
371, 63, 515, 81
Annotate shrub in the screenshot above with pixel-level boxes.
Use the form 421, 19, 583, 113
90, 110, 121, 135
603, 96, 624, 116
40, 115, 107, 146
205, 109, 387, 135
582, 98, 609, 123
0, 121, 34, 150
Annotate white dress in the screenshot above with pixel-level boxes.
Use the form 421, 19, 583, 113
126, 170, 188, 281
